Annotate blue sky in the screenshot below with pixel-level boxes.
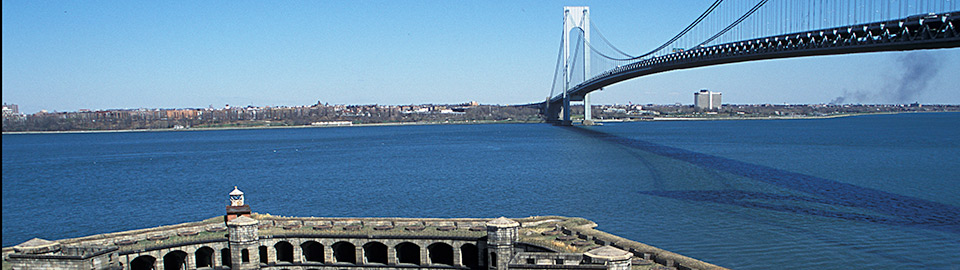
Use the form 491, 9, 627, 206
3, 1, 959, 114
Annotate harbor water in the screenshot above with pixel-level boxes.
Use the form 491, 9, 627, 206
3, 112, 959, 269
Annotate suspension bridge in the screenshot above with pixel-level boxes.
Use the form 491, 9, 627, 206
541, 0, 960, 125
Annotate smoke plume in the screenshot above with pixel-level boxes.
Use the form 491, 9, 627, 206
830, 89, 877, 104
891, 51, 941, 103
830, 51, 942, 104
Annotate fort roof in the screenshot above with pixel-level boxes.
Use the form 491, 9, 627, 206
12, 238, 61, 255
15, 238, 56, 248
486, 216, 520, 227
228, 215, 258, 226
585, 246, 632, 261
2, 215, 727, 270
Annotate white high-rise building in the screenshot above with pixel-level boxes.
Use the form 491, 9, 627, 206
694, 89, 722, 110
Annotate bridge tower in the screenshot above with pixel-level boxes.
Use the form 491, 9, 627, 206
563, 6, 590, 125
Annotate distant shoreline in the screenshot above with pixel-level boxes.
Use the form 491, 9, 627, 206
658, 110, 956, 121
0, 120, 536, 135
2, 111, 953, 135
647, 111, 899, 121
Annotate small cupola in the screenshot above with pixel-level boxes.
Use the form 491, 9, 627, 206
229, 186, 245, 206
225, 186, 252, 224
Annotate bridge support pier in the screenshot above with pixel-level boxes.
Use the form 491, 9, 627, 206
543, 98, 573, 126
544, 98, 561, 124
583, 92, 591, 124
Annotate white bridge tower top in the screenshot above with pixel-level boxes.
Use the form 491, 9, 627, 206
563, 6, 592, 123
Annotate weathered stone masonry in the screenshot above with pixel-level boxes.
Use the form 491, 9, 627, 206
3, 187, 727, 270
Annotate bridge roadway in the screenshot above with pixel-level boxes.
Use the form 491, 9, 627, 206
544, 11, 960, 124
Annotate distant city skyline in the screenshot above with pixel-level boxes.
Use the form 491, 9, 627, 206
4, 1, 959, 114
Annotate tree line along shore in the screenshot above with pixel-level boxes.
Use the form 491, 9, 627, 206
3, 103, 957, 133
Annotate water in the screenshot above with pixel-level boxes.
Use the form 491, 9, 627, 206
3, 113, 959, 269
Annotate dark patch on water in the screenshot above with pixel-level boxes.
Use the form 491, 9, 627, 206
639, 189, 905, 225
567, 126, 960, 234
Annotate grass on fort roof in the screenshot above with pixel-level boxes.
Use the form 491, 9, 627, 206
119, 215, 595, 252
514, 218, 600, 253
631, 264, 664, 270
557, 217, 593, 227
519, 232, 598, 253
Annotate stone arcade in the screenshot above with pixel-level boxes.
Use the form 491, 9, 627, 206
3, 187, 725, 270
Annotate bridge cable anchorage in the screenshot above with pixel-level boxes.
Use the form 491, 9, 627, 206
694, 0, 768, 48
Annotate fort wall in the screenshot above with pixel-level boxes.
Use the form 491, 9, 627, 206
3, 186, 725, 270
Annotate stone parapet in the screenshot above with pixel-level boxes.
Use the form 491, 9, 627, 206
557, 219, 727, 270
3, 215, 726, 270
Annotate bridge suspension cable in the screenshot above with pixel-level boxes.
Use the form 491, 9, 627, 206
587, 0, 960, 65
616, 0, 725, 61
695, 0, 767, 48
547, 11, 588, 99
547, 0, 960, 104
589, 22, 635, 58
548, 32, 565, 100
566, 30, 585, 87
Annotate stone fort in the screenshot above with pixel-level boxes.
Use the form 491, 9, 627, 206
3, 187, 724, 270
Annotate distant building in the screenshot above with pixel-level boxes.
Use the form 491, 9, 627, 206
2, 103, 24, 120
694, 89, 722, 110
3, 103, 19, 115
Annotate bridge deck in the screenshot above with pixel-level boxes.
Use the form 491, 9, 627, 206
545, 12, 960, 120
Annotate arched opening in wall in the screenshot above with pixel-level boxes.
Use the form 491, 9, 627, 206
301, 241, 324, 263
395, 242, 421, 265
362, 242, 388, 264
428, 243, 454, 266
461, 244, 479, 270
221, 248, 231, 267
331, 241, 357, 264
260, 246, 268, 264
490, 252, 497, 269
481, 248, 487, 268
275, 241, 294, 263
163, 251, 188, 270
241, 249, 250, 263
195, 247, 214, 268
130, 255, 156, 270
